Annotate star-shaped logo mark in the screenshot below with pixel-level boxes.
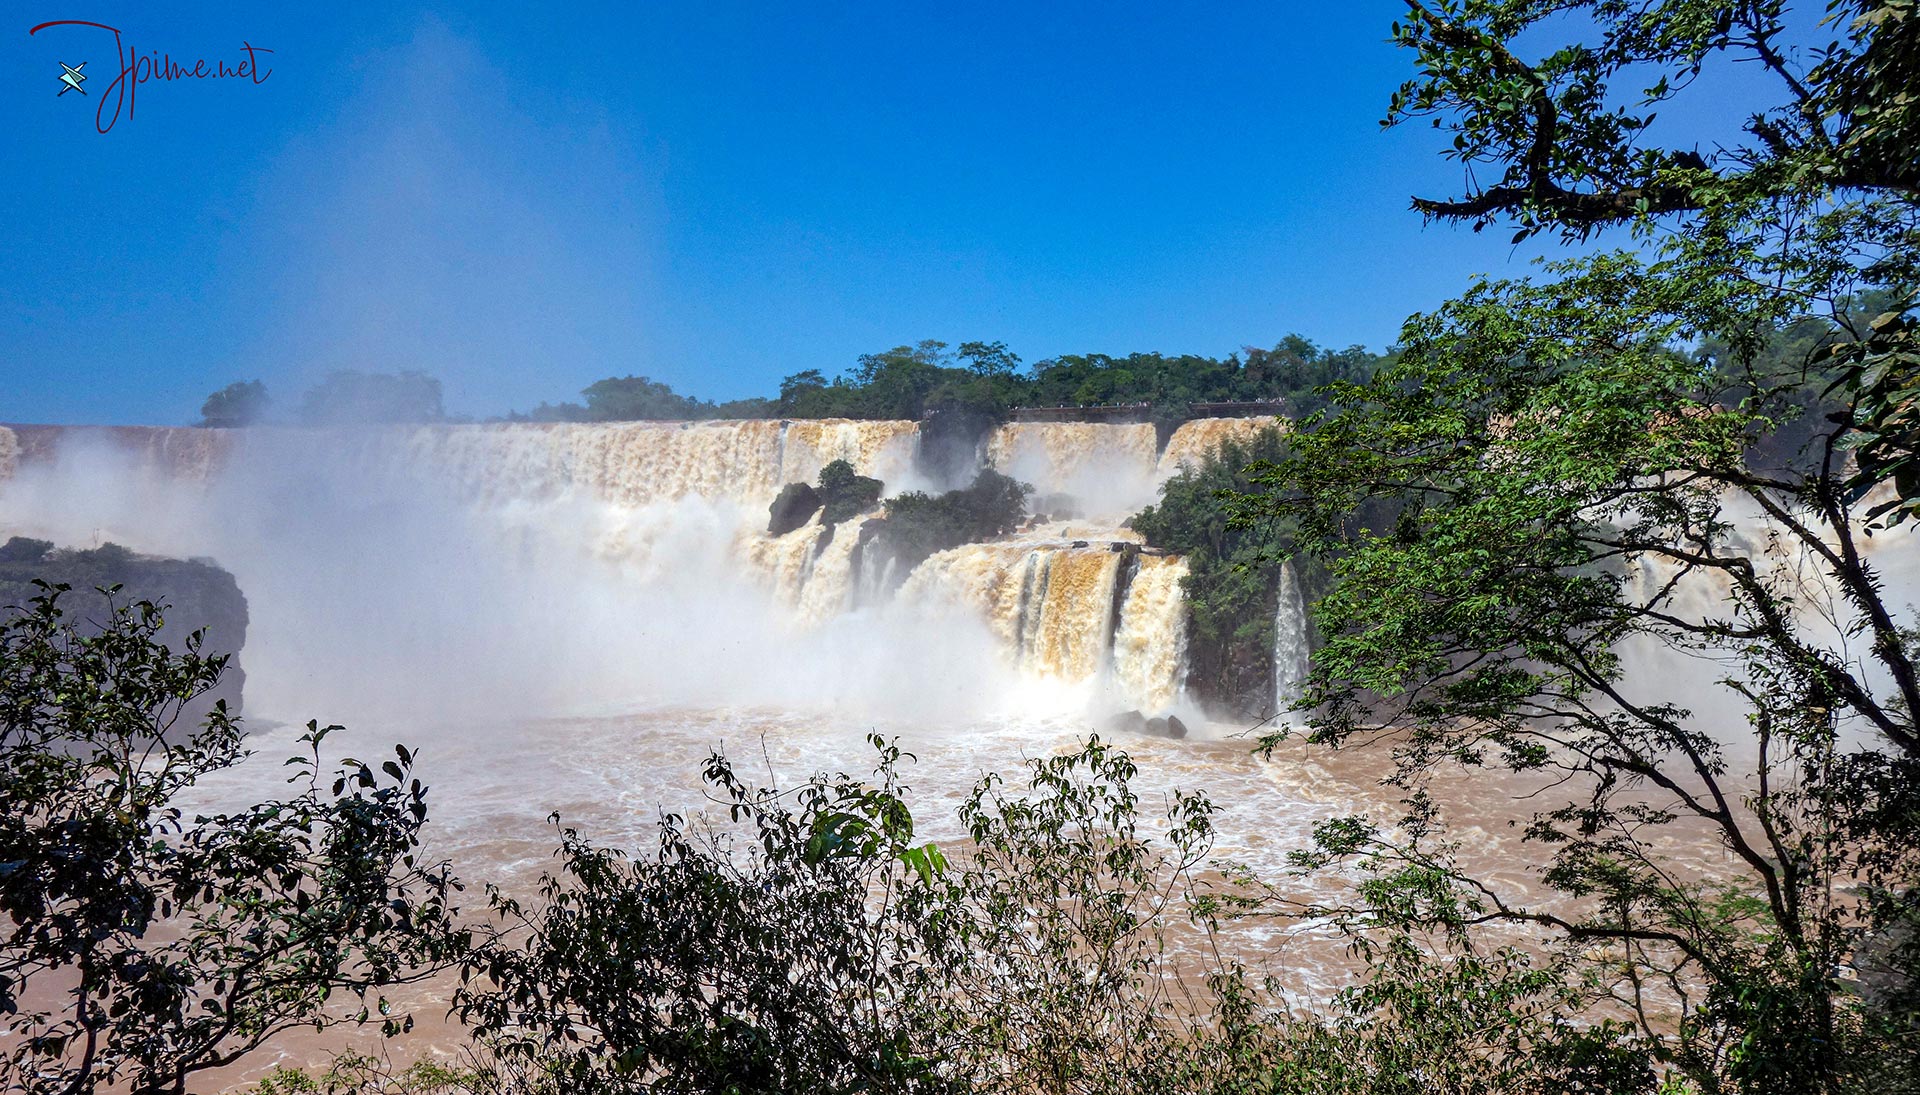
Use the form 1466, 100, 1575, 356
57, 60, 86, 96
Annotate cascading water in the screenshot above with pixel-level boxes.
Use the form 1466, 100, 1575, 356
1111, 555, 1189, 712
0, 417, 1279, 719
1272, 560, 1310, 719
1156, 417, 1285, 477
984, 421, 1160, 517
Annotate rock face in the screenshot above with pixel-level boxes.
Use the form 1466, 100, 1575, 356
767, 482, 823, 536
0, 538, 250, 717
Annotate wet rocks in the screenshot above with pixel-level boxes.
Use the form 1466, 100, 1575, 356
768, 482, 822, 536
1105, 709, 1191, 740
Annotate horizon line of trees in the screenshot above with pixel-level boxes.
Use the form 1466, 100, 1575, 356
193, 334, 1388, 429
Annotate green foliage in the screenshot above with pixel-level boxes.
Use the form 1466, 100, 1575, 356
1384, 0, 1920, 245
1209, 2, 1920, 1090
579, 375, 708, 421
458, 734, 959, 1095
1131, 426, 1301, 717
1239, 257, 1920, 1090
0, 585, 464, 1094
867, 469, 1031, 578
199, 379, 271, 428
514, 336, 1383, 426
247, 1052, 481, 1095
300, 370, 445, 426
458, 735, 1292, 1095
817, 458, 884, 525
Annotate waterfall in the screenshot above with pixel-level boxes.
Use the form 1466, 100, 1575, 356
0, 418, 1285, 718
984, 422, 1161, 517
1272, 561, 1310, 717
1156, 416, 1285, 477
1112, 555, 1189, 712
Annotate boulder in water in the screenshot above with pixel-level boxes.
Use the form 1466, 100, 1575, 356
1145, 716, 1170, 736
1106, 710, 1148, 735
768, 482, 822, 536
1165, 714, 1189, 739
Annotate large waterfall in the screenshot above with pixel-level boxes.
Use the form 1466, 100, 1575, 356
0, 416, 1284, 723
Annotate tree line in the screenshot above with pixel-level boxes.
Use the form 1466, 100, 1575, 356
194, 336, 1385, 429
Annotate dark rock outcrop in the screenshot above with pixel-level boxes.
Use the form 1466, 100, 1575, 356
0, 538, 250, 717
1105, 709, 1191, 740
768, 482, 823, 536
916, 406, 1001, 491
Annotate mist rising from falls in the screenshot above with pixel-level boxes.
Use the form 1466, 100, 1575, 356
985, 422, 1160, 518
0, 419, 1283, 729
0, 416, 1310, 730
0, 423, 1016, 726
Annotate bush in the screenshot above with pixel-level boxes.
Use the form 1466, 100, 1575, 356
199, 380, 271, 428
0, 585, 463, 1094
865, 469, 1031, 580
458, 736, 1251, 1095
817, 458, 884, 525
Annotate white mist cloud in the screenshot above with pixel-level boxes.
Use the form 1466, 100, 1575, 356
241, 16, 665, 420
0, 428, 1058, 732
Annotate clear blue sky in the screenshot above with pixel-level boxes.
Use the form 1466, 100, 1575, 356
0, 2, 1713, 424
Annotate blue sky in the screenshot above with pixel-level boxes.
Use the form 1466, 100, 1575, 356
0, 2, 1757, 424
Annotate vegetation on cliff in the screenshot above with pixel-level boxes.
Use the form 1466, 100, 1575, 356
199, 379, 271, 428
817, 459, 885, 526
1130, 426, 1302, 719
493, 336, 1386, 429
859, 469, 1032, 583
767, 459, 887, 536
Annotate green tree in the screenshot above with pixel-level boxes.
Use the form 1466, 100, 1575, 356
299, 370, 444, 425
1230, 2, 1920, 1089
1131, 426, 1301, 717
579, 375, 710, 421
869, 469, 1032, 579
0, 586, 462, 1095
198, 380, 271, 428
957, 340, 1022, 377
816, 458, 884, 525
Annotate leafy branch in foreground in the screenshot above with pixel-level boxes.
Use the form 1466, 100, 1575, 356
0, 583, 463, 1095
1234, 257, 1920, 1091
